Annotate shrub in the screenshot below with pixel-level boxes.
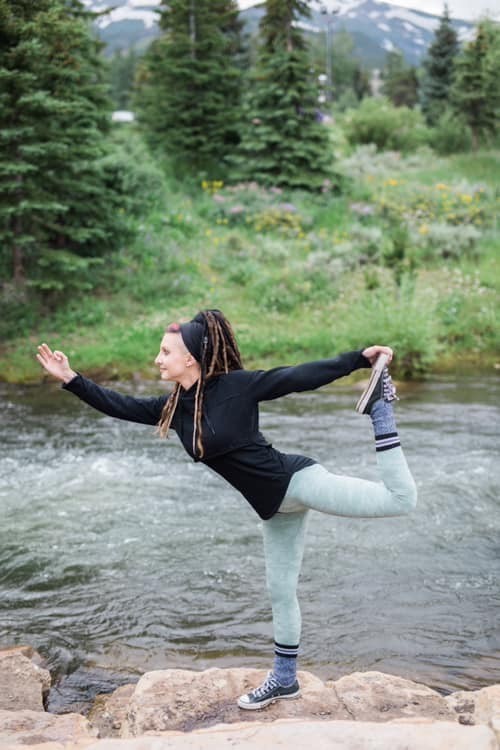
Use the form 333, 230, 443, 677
429, 110, 472, 155
342, 97, 431, 152
410, 222, 482, 261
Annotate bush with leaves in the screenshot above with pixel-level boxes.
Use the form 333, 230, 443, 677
342, 97, 431, 152
429, 109, 472, 155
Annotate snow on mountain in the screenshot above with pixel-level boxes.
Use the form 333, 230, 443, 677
85, 0, 474, 64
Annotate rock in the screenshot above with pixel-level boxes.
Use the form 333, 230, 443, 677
89, 685, 136, 738
446, 684, 500, 727
61, 719, 499, 750
122, 668, 348, 736
0, 647, 51, 711
491, 716, 500, 743
0, 709, 97, 747
327, 671, 455, 722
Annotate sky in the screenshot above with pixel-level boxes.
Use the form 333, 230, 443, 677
237, 0, 500, 22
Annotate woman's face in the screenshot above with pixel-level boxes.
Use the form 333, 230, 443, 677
154, 332, 196, 383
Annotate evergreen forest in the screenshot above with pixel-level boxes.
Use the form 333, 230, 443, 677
0, 0, 499, 382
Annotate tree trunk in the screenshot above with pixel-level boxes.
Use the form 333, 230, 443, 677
13, 245, 24, 285
471, 125, 478, 152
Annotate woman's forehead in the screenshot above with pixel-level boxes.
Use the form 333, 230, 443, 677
161, 331, 186, 350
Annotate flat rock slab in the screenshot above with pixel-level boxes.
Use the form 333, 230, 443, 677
0, 709, 97, 747
118, 667, 463, 737
122, 668, 346, 736
328, 670, 455, 722
0, 647, 51, 712
446, 684, 500, 726
30, 719, 499, 750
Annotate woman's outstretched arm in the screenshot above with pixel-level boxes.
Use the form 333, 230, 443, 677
36, 343, 167, 426
248, 346, 392, 402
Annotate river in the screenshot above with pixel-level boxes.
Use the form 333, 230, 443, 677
0, 374, 498, 712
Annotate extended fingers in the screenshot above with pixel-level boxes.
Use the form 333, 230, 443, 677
37, 343, 53, 359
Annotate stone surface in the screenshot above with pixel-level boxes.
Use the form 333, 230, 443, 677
491, 716, 500, 743
0, 647, 52, 712
122, 668, 347, 736
328, 670, 455, 722
0, 709, 97, 747
28, 719, 499, 750
89, 685, 136, 738
446, 684, 500, 727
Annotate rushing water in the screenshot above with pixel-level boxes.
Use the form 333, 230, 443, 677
0, 374, 499, 713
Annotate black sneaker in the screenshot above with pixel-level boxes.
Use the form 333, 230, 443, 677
237, 671, 301, 710
355, 353, 398, 415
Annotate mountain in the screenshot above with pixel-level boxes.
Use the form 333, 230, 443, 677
83, 0, 474, 66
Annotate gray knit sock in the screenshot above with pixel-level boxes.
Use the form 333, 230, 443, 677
370, 399, 401, 451
273, 643, 298, 686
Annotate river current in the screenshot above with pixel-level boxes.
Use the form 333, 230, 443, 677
0, 374, 498, 712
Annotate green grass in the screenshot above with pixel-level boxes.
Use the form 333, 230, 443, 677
1, 149, 499, 383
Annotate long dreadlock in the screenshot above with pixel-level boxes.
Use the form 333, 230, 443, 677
157, 310, 243, 458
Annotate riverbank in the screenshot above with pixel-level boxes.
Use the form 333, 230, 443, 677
1, 148, 499, 385
1, 646, 499, 749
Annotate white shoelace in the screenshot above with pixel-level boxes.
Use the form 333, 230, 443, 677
251, 672, 280, 699
382, 368, 399, 402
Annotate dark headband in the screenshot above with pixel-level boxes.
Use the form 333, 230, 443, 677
168, 310, 223, 363
179, 320, 205, 362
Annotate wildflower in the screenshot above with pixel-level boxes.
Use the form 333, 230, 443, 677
230, 205, 245, 215
419, 225, 429, 235
435, 183, 448, 190
350, 202, 375, 217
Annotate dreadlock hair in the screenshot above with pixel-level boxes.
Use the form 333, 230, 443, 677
157, 310, 243, 458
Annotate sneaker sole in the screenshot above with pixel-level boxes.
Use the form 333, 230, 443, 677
237, 689, 301, 710
355, 353, 390, 414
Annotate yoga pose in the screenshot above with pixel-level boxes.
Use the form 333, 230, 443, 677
36, 309, 417, 710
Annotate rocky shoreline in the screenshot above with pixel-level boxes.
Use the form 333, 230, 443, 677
1, 645, 499, 749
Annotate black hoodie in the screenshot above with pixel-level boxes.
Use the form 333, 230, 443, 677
63, 350, 370, 519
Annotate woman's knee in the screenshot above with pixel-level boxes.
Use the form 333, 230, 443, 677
266, 576, 298, 607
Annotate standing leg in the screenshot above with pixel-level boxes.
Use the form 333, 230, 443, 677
238, 509, 308, 710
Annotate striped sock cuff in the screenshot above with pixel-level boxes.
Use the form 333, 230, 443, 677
375, 431, 401, 452
274, 642, 299, 659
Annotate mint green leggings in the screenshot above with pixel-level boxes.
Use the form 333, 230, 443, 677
262, 447, 417, 646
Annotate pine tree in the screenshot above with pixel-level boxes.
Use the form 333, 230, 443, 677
451, 20, 500, 150
420, 4, 459, 126
134, 0, 243, 179
235, 0, 332, 190
109, 48, 139, 110
0, 0, 124, 293
381, 50, 419, 108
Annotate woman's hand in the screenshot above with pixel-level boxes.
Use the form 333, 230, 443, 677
362, 345, 393, 366
36, 343, 78, 384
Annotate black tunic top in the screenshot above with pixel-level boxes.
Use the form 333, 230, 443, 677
63, 350, 370, 519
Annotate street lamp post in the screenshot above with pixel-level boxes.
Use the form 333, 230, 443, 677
320, 5, 339, 102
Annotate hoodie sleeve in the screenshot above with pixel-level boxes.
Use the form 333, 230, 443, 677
62, 374, 168, 425
248, 350, 371, 402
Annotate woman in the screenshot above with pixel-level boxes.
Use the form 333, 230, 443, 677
36, 309, 417, 710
